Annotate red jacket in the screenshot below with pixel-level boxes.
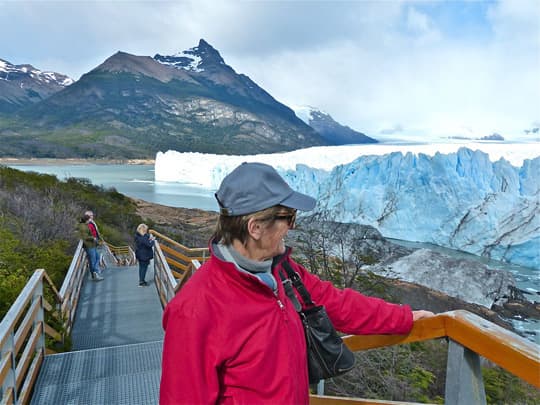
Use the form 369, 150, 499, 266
160, 247, 413, 404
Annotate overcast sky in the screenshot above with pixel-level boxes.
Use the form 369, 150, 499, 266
1, 0, 539, 141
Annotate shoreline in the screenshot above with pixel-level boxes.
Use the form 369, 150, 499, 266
0, 157, 155, 165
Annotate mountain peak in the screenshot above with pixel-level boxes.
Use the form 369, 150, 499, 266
0, 58, 74, 113
197, 38, 216, 52
0, 58, 73, 86
292, 105, 378, 145
154, 39, 225, 73
292, 105, 327, 125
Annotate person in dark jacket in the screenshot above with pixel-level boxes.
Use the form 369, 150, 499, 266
160, 162, 435, 404
77, 213, 104, 281
135, 223, 155, 286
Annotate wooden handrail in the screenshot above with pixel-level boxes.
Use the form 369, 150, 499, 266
0, 270, 51, 404
153, 240, 179, 308
342, 310, 539, 388
0, 238, 116, 403
151, 236, 205, 308
103, 241, 136, 266
150, 229, 210, 255
150, 230, 209, 293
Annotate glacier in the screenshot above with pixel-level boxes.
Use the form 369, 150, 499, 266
155, 143, 540, 270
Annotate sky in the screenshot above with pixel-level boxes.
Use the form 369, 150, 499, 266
1, 0, 539, 142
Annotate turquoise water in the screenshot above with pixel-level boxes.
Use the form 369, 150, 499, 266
7, 163, 219, 212
7, 162, 538, 341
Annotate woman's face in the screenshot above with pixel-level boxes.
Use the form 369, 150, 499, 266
256, 210, 296, 260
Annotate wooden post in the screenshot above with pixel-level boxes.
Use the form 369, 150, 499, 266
34, 277, 46, 356
1, 329, 17, 403
445, 338, 486, 405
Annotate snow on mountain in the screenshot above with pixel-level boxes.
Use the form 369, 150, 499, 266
0, 58, 73, 86
154, 49, 204, 72
153, 39, 226, 73
291, 105, 378, 145
155, 142, 540, 269
0, 58, 74, 113
293, 105, 321, 125
375, 121, 540, 144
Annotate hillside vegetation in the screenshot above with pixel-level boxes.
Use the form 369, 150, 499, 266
0, 165, 145, 317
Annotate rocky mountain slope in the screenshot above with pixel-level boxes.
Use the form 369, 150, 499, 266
294, 105, 378, 145
0, 58, 73, 113
0, 40, 327, 158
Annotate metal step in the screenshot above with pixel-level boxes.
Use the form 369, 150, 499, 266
31, 340, 162, 405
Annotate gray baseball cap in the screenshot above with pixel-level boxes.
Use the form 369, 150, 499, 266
215, 162, 316, 216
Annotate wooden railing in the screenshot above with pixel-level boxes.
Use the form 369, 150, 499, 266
150, 229, 208, 308
58, 241, 92, 337
0, 239, 136, 404
153, 240, 179, 308
151, 233, 206, 308
310, 310, 539, 405
102, 241, 136, 266
0, 241, 88, 404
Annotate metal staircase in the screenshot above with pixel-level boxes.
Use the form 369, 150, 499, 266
30, 257, 163, 404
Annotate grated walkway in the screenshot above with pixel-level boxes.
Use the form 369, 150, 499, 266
31, 262, 164, 404
71, 263, 164, 350
30, 341, 162, 405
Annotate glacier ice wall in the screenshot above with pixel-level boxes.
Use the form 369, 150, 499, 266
155, 146, 540, 269
282, 148, 539, 269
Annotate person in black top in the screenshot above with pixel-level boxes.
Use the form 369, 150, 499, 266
134, 223, 155, 286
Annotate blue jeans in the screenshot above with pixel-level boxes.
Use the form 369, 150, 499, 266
86, 247, 100, 274
139, 260, 150, 283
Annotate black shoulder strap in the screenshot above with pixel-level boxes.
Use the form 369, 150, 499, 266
281, 261, 315, 307
278, 269, 302, 312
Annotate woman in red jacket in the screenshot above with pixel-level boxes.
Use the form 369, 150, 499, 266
160, 162, 433, 404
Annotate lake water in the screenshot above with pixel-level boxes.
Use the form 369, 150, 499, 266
8, 163, 219, 212
7, 162, 539, 342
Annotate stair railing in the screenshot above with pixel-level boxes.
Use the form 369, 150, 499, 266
0, 240, 90, 404
150, 230, 208, 308
310, 310, 539, 405
153, 240, 178, 308
101, 241, 136, 267
0, 237, 139, 404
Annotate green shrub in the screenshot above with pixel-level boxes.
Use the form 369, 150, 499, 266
483, 366, 540, 404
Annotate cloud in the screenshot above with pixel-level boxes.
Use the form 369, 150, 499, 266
1, 0, 538, 140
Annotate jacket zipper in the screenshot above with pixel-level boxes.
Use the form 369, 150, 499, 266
277, 299, 284, 310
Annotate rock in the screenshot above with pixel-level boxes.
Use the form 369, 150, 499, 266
369, 248, 517, 308
292, 219, 518, 309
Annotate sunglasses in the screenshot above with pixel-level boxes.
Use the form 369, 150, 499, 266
273, 211, 297, 228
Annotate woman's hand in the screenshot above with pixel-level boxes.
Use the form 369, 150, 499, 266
412, 310, 435, 321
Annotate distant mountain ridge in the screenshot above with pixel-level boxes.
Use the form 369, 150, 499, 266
0, 40, 334, 158
293, 105, 378, 145
0, 58, 73, 113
